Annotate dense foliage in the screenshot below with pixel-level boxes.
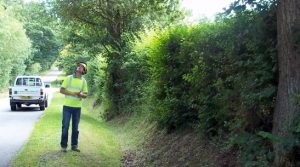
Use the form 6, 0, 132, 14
22, 2, 60, 71
0, 3, 31, 87
127, 3, 277, 166
0, 1, 60, 89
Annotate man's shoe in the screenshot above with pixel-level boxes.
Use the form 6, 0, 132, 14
71, 146, 80, 152
61, 147, 67, 152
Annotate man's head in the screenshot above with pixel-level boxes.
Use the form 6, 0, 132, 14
76, 62, 87, 75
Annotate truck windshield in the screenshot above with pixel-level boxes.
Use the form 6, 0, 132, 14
16, 78, 42, 86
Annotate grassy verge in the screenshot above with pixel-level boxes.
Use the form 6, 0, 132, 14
10, 87, 219, 166
11, 92, 123, 167
82, 98, 154, 155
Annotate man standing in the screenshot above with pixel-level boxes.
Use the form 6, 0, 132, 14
60, 62, 88, 152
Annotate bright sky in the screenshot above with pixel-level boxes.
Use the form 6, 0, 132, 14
181, 0, 235, 22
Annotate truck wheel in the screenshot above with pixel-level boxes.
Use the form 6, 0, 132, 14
45, 100, 48, 108
40, 105, 45, 111
40, 101, 46, 111
17, 103, 22, 108
11, 103, 17, 111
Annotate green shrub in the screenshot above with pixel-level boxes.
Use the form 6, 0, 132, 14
225, 131, 274, 167
146, 26, 202, 130
132, 6, 277, 165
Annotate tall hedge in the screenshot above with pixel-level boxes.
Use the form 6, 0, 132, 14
131, 7, 277, 165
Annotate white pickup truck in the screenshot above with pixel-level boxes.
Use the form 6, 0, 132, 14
9, 76, 50, 111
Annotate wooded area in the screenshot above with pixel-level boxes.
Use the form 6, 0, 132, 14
1, 0, 299, 166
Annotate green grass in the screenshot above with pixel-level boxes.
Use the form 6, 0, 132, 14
109, 112, 155, 152
82, 97, 154, 153
11, 92, 123, 167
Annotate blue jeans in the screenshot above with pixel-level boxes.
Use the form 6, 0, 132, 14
60, 106, 81, 148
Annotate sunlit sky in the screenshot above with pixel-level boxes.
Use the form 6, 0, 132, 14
181, 0, 235, 22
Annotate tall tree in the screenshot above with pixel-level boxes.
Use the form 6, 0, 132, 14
272, 0, 300, 166
0, 2, 31, 87
22, 2, 60, 71
53, 0, 182, 116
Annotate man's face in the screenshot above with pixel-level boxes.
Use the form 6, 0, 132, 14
76, 64, 85, 74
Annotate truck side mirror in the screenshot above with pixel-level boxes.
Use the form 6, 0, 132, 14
45, 84, 51, 88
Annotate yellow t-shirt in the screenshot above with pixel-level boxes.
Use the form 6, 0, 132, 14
61, 75, 88, 108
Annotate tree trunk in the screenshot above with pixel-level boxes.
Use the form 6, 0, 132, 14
272, 0, 300, 166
